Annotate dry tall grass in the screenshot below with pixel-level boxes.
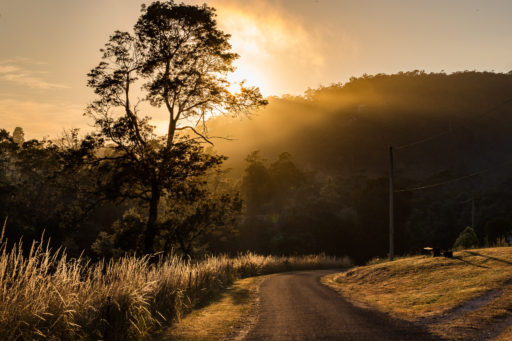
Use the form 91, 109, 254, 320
0, 224, 349, 340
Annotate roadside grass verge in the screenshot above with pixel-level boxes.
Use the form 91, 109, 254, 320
0, 231, 350, 340
323, 247, 512, 340
157, 275, 267, 341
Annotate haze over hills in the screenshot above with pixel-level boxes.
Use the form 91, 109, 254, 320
4, 71, 512, 262
209, 71, 512, 182
199, 71, 512, 261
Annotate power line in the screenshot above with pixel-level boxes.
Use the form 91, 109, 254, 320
394, 169, 489, 193
395, 130, 451, 150
394, 96, 512, 151
393, 97, 512, 192
395, 157, 512, 193
388, 96, 512, 258
471, 97, 512, 123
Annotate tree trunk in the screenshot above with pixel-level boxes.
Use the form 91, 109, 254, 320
167, 118, 177, 149
144, 182, 160, 254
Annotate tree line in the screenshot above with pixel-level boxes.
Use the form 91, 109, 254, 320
3, 124, 511, 263
208, 71, 512, 262
1, 0, 265, 259
3, 1, 512, 262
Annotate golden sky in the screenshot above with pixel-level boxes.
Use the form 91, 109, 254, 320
1, 0, 512, 138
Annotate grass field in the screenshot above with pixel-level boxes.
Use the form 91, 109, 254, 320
0, 227, 350, 340
323, 247, 512, 340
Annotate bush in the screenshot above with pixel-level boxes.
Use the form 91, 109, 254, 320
453, 226, 479, 250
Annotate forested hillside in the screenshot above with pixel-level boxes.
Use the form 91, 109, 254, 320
2, 71, 512, 262
209, 71, 512, 261
209, 70, 512, 177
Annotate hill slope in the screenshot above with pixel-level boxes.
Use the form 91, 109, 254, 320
323, 247, 512, 340
209, 71, 512, 178
204, 72, 512, 262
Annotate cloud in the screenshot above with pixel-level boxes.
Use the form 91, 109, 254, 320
0, 59, 67, 90
209, 0, 359, 95
213, 0, 323, 59
0, 99, 89, 139
1, 56, 48, 66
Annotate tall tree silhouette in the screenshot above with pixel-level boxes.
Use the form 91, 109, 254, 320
12, 127, 24, 147
86, 1, 267, 254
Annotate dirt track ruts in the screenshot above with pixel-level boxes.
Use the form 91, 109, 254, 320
243, 269, 444, 341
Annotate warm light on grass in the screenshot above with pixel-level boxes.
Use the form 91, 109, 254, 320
0, 231, 349, 340
158, 275, 267, 341
323, 247, 512, 340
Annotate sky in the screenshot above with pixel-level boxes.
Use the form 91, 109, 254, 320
1, 0, 512, 138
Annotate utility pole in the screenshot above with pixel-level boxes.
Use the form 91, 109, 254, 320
389, 146, 394, 261
471, 198, 475, 229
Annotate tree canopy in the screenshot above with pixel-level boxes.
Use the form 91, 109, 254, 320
84, 0, 266, 254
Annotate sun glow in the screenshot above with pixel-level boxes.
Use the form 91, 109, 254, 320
227, 80, 242, 95
215, 1, 312, 97
227, 64, 269, 95
212, 0, 343, 97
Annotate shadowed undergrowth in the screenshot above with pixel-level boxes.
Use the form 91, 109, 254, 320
0, 230, 350, 340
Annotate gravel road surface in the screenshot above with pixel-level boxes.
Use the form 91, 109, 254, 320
243, 269, 443, 341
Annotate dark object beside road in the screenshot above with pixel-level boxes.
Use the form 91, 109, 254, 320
423, 247, 453, 258
443, 250, 453, 258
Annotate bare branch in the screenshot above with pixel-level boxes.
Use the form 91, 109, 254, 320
175, 126, 213, 145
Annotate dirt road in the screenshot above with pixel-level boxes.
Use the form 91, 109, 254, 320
243, 269, 443, 341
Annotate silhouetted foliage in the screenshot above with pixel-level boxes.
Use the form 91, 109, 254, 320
235, 152, 412, 262
203, 71, 512, 261
85, 0, 265, 254
5, 71, 512, 262
484, 218, 512, 245
0, 130, 89, 252
453, 226, 479, 250
12, 127, 24, 147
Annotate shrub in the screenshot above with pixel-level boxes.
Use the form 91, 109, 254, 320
453, 226, 479, 250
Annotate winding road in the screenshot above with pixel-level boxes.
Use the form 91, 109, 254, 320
243, 269, 443, 341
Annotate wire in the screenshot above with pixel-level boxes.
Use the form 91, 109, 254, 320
394, 96, 512, 151
395, 157, 512, 193
393, 97, 512, 192
395, 169, 489, 193
472, 97, 512, 123
395, 130, 451, 150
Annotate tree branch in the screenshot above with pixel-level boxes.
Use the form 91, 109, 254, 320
175, 126, 213, 145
